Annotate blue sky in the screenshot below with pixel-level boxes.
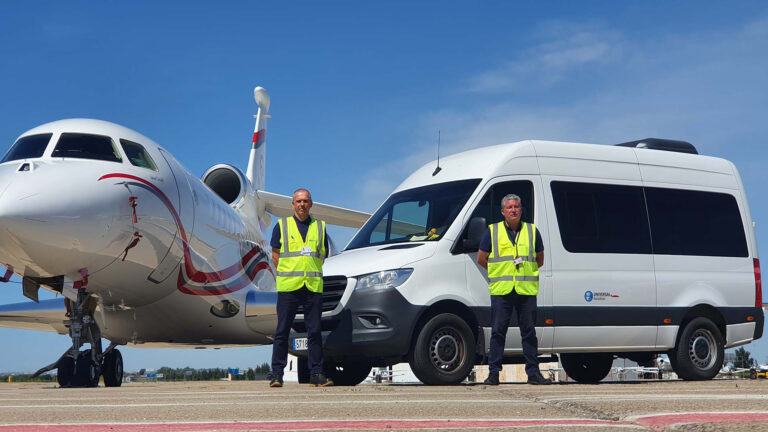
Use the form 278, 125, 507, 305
0, 1, 767, 372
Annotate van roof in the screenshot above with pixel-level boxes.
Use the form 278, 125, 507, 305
394, 140, 737, 193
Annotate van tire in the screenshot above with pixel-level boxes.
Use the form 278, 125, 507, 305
560, 353, 613, 383
324, 360, 372, 386
409, 313, 475, 385
672, 317, 724, 381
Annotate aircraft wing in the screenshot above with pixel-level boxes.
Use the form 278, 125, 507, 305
0, 298, 68, 334
258, 191, 370, 228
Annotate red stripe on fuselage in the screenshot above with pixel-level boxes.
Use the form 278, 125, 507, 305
98, 173, 271, 296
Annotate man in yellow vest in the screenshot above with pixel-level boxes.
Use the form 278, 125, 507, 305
477, 194, 550, 385
269, 188, 333, 387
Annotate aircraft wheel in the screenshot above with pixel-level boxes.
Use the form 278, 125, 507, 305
57, 356, 75, 387
323, 360, 372, 386
409, 313, 475, 385
103, 349, 123, 387
561, 353, 613, 383
75, 350, 101, 388
672, 317, 724, 381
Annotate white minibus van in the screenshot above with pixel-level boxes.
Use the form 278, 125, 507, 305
289, 138, 763, 385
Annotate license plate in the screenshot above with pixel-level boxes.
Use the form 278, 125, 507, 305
292, 338, 308, 350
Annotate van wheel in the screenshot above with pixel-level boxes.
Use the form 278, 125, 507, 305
409, 313, 475, 385
561, 353, 613, 383
324, 361, 372, 386
672, 317, 724, 381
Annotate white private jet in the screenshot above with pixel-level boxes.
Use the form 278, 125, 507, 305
0, 87, 369, 387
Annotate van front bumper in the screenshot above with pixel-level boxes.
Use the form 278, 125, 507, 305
288, 286, 424, 363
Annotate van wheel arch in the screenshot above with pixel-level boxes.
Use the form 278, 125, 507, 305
410, 300, 480, 352
677, 305, 726, 346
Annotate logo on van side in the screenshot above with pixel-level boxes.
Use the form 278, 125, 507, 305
584, 291, 620, 302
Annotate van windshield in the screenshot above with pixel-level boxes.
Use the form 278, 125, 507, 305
347, 179, 481, 250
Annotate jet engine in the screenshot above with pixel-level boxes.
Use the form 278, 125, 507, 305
202, 164, 251, 206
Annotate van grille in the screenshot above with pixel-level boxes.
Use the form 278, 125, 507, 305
296, 275, 347, 313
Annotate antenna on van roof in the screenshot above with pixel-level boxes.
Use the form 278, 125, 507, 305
432, 130, 442, 176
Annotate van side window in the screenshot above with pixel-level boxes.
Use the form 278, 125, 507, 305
645, 188, 748, 257
120, 139, 159, 171
456, 180, 534, 253
551, 181, 651, 254
471, 180, 534, 227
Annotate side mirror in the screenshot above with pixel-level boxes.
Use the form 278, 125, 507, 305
462, 217, 486, 251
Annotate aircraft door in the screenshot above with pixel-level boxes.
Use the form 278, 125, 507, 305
114, 140, 181, 281
459, 176, 554, 355
145, 149, 196, 283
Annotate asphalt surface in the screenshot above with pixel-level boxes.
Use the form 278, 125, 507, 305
1, 379, 767, 431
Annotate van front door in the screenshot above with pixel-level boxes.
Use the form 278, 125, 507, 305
459, 177, 554, 357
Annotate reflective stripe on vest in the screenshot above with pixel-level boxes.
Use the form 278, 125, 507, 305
487, 221, 539, 296
276, 217, 325, 293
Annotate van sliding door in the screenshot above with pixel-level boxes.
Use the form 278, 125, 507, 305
546, 179, 658, 351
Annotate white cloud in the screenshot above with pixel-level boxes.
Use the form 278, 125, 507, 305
467, 24, 620, 93
356, 15, 768, 214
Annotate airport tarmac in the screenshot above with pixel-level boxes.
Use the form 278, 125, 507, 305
0, 379, 767, 431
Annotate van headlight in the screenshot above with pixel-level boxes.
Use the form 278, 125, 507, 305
355, 269, 413, 291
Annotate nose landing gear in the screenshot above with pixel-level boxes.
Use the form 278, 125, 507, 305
30, 273, 124, 388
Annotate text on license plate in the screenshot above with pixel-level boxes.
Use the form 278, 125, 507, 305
292, 338, 308, 350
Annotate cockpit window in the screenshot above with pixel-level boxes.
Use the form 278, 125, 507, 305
120, 139, 158, 171
2, 133, 52, 163
52, 133, 122, 162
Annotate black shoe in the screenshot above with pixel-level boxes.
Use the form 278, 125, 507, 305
269, 374, 283, 388
483, 373, 499, 385
309, 373, 334, 387
527, 373, 552, 385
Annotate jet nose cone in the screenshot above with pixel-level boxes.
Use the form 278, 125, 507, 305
0, 162, 133, 278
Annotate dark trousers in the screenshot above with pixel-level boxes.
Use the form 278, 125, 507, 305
488, 290, 540, 377
271, 286, 324, 375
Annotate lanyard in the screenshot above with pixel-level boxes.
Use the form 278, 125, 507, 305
505, 222, 522, 258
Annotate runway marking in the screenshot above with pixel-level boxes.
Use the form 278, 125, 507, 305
0, 399, 540, 409
539, 394, 768, 402
630, 411, 768, 430
4, 412, 768, 431
0, 418, 638, 431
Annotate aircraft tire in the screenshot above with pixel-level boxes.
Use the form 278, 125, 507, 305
672, 317, 724, 381
57, 356, 75, 388
103, 349, 123, 387
75, 350, 101, 388
409, 313, 475, 385
323, 361, 372, 386
560, 353, 613, 383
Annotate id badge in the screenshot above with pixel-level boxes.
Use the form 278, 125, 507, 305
300, 246, 313, 256
513, 257, 524, 266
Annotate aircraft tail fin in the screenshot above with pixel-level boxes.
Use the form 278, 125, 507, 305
246, 86, 271, 191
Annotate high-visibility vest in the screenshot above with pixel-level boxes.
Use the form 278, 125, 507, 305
487, 221, 539, 296
276, 217, 326, 293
